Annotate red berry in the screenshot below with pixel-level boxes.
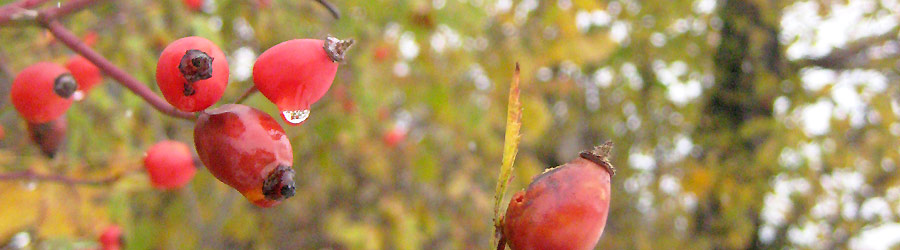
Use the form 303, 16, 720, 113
143, 140, 197, 190
382, 125, 407, 148
373, 44, 392, 62
501, 143, 615, 250
83, 31, 98, 47
193, 104, 295, 207
252, 36, 353, 125
11, 62, 76, 123
65, 55, 103, 95
27, 115, 67, 158
155, 36, 229, 112
99, 225, 123, 250
182, 0, 204, 11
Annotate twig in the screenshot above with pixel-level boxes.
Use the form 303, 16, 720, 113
0, 169, 136, 186
40, 19, 196, 120
0, 0, 52, 25
797, 27, 900, 69
313, 0, 340, 20
0, 49, 14, 108
39, 0, 103, 20
234, 86, 258, 104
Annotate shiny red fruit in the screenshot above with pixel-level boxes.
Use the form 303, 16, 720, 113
143, 140, 197, 190
11, 62, 76, 123
155, 36, 229, 112
65, 55, 103, 94
252, 36, 353, 125
99, 225, 123, 250
382, 126, 407, 148
194, 104, 295, 207
501, 143, 615, 250
183, 0, 203, 11
27, 115, 67, 158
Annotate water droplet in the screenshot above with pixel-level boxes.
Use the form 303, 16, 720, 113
282, 110, 310, 124
72, 90, 85, 101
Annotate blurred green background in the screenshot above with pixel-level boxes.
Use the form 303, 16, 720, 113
2, 0, 900, 249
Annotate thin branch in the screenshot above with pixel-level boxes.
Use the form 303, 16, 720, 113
40, 19, 196, 120
314, 0, 340, 20
40, 0, 103, 20
0, 0, 52, 25
0, 169, 136, 186
796, 28, 899, 69
234, 86, 258, 104
0, 49, 14, 108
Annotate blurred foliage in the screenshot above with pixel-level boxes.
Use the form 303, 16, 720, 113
0, 0, 899, 249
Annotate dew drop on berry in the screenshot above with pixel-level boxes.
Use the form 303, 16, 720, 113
282, 109, 310, 124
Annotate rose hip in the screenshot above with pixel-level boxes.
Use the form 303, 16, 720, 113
193, 104, 295, 207
501, 143, 615, 250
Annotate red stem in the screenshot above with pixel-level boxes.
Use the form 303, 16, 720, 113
40, 0, 102, 20
0, 0, 52, 25
40, 19, 196, 120
234, 86, 258, 104
0, 169, 133, 186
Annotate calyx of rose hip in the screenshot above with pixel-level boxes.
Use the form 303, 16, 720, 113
579, 141, 616, 177
53, 74, 77, 98
262, 164, 296, 201
178, 49, 214, 95
323, 35, 354, 63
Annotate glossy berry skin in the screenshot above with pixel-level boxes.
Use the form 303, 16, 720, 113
27, 116, 67, 158
502, 145, 615, 250
99, 225, 123, 250
143, 140, 197, 190
252, 36, 353, 125
65, 55, 103, 94
11, 62, 76, 123
156, 36, 229, 112
194, 104, 295, 207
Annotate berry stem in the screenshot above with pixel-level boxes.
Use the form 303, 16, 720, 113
233, 85, 258, 104
323, 35, 354, 63
40, 19, 196, 121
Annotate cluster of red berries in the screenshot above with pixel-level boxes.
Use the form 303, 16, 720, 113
148, 35, 352, 207
11, 53, 102, 158
10, 34, 352, 208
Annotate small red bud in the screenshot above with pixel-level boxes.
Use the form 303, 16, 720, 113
143, 140, 197, 190
99, 225, 123, 250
